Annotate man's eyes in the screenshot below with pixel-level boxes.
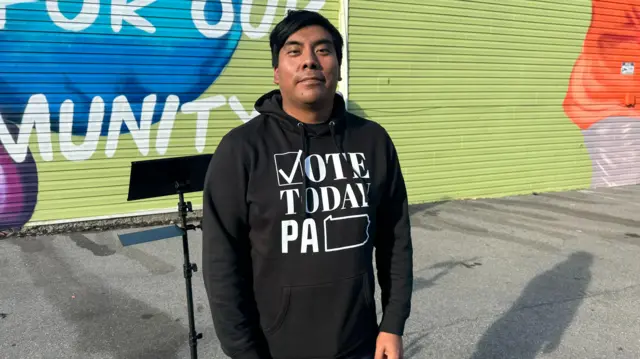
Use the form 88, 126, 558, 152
286, 47, 332, 55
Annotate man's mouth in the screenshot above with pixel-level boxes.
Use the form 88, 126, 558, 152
299, 76, 325, 84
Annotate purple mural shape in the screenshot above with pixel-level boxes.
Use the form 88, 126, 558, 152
0, 122, 38, 229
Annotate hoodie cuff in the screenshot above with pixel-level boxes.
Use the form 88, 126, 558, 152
379, 313, 407, 336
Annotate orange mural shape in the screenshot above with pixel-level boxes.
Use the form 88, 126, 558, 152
564, 0, 640, 130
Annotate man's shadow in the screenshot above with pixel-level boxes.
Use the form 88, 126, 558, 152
470, 251, 594, 359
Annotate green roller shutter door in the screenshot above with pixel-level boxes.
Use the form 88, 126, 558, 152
347, 0, 595, 204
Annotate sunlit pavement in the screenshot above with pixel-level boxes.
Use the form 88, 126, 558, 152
2, 185, 640, 358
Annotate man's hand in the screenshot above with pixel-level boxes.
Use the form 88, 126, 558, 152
374, 331, 403, 359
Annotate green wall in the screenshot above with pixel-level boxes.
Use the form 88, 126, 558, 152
347, 0, 594, 204
0, 0, 613, 229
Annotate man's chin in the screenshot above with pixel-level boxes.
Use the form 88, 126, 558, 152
298, 91, 333, 106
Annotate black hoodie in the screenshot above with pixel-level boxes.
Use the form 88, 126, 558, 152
202, 90, 413, 359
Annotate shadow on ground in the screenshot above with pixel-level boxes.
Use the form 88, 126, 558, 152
470, 251, 594, 359
9, 237, 187, 359
413, 257, 482, 293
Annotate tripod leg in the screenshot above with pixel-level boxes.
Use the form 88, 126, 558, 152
183, 233, 201, 359
178, 192, 202, 359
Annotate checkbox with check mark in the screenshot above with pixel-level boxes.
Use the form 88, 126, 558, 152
274, 151, 304, 187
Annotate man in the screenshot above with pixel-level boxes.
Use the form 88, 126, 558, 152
202, 10, 413, 359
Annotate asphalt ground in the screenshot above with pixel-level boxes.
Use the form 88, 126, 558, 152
2, 185, 640, 358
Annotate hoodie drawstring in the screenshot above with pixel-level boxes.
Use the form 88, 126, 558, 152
297, 118, 368, 221
298, 122, 308, 220
329, 120, 368, 197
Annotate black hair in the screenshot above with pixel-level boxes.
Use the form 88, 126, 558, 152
269, 10, 344, 68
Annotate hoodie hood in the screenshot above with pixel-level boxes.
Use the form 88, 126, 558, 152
254, 89, 348, 137
254, 89, 357, 221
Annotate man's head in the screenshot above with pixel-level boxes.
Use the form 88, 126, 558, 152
270, 10, 343, 109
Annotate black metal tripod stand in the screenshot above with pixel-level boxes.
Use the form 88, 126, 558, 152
117, 154, 213, 359
176, 181, 203, 359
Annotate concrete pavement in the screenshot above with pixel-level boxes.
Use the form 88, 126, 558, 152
2, 185, 640, 358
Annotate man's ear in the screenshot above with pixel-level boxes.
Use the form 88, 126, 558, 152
274, 67, 280, 85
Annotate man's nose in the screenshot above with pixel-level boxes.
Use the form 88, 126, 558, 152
302, 50, 320, 69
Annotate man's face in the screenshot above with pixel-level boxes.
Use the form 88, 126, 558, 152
274, 25, 340, 107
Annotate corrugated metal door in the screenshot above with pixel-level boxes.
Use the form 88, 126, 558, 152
0, 1, 339, 229
347, 0, 597, 204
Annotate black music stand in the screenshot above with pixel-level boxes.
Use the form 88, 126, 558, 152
117, 154, 212, 359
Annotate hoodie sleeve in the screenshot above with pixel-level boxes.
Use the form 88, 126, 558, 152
201, 133, 270, 359
374, 131, 414, 336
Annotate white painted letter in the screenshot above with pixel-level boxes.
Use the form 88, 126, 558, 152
111, 0, 157, 34
0, 94, 53, 162
285, 0, 295, 14
281, 220, 298, 253
181, 95, 226, 153
106, 95, 157, 158
241, 0, 277, 39
155, 95, 180, 155
300, 218, 318, 253
46, 0, 99, 32
59, 97, 103, 161
192, 0, 234, 38
284, 0, 325, 14
228, 96, 259, 123
0, 0, 37, 29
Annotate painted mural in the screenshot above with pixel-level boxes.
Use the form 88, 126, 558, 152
564, 0, 640, 188
0, 0, 329, 229
6, 0, 630, 230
